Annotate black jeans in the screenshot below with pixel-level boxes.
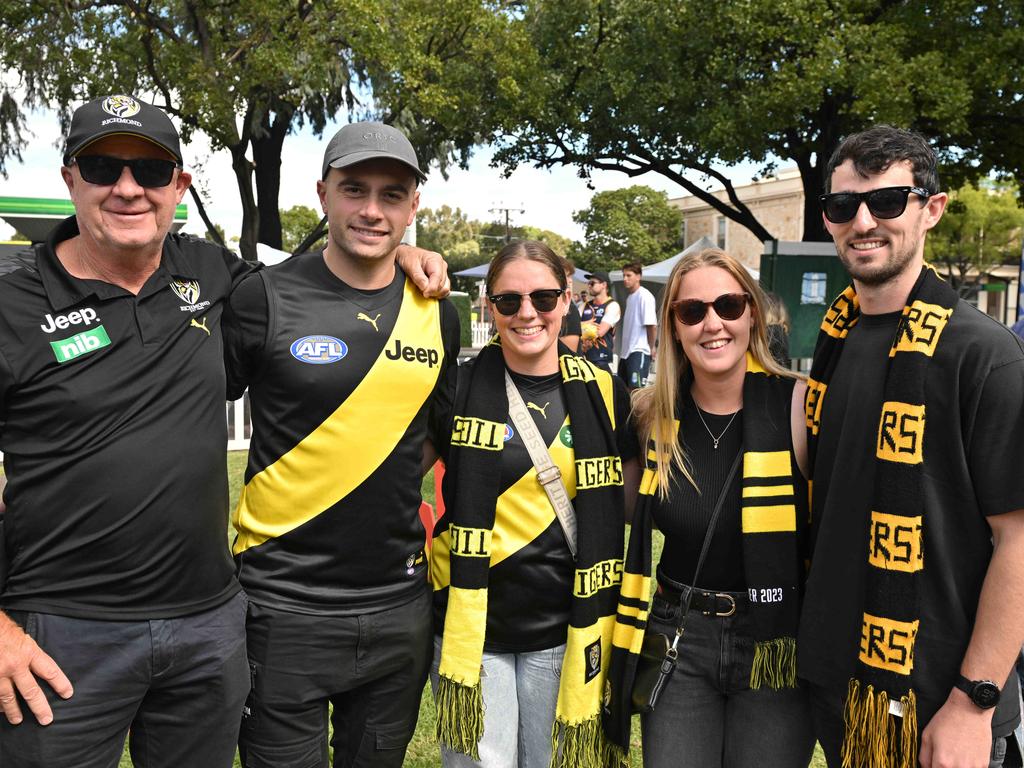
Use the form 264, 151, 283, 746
238, 589, 432, 768
641, 592, 815, 768
0, 591, 249, 768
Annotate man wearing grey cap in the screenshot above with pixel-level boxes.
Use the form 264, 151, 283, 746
223, 121, 460, 767
0, 98, 448, 768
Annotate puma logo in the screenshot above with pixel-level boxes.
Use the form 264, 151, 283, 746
527, 401, 550, 419
190, 317, 210, 336
357, 312, 382, 332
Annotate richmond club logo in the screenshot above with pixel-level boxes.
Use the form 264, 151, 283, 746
101, 95, 141, 119
170, 279, 201, 306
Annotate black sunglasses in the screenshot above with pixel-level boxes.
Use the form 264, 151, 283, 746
488, 289, 564, 316
671, 292, 750, 325
73, 155, 179, 188
819, 186, 931, 224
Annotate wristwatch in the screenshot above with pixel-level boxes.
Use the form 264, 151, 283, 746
954, 674, 1001, 709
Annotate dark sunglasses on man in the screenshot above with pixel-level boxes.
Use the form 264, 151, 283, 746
818, 186, 932, 224
489, 289, 564, 316
671, 292, 751, 326
72, 155, 180, 188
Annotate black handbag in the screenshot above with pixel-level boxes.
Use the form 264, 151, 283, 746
631, 449, 742, 713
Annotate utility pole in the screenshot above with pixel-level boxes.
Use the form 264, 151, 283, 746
490, 204, 525, 243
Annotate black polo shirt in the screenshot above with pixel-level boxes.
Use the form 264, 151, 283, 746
0, 216, 252, 620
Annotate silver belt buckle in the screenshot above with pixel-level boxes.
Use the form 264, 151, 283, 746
715, 593, 736, 617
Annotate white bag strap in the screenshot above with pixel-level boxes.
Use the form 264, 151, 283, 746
504, 371, 578, 559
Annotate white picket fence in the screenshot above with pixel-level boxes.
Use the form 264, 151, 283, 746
471, 321, 491, 347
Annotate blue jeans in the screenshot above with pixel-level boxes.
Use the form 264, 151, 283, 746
430, 636, 564, 768
641, 592, 815, 768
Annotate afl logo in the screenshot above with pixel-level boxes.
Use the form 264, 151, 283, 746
290, 335, 348, 364
102, 95, 141, 118
170, 278, 201, 305
503, 424, 514, 442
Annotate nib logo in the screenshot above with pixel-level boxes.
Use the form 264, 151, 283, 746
50, 326, 112, 363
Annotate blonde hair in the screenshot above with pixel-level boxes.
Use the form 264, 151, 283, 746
632, 248, 798, 498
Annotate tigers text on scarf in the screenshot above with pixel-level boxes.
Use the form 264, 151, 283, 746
435, 340, 627, 768
804, 266, 957, 768
603, 354, 804, 757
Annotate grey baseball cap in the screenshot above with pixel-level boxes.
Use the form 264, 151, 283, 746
321, 122, 426, 183
63, 95, 182, 166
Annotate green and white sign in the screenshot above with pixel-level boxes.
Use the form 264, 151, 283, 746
50, 326, 111, 363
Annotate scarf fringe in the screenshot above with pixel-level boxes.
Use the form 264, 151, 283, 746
549, 715, 629, 768
434, 675, 484, 760
749, 637, 797, 689
840, 679, 917, 768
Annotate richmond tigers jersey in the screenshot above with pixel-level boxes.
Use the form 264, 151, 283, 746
431, 367, 635, 652
224, 254, 460, 615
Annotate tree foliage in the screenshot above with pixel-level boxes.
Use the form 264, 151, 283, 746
280, 205, 325, 254
0, 0, 534, 259
495, 0, 1024, 245
568, 185, 681, 271
925, 181, 1024, 294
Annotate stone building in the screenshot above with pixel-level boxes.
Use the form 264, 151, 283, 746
668, 168, 805, 271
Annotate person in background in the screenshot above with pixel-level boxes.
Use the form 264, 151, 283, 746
764, 292, 792, 369
605, 247, 814, 768
618, 262, 658, 390
559, 257, 582, 353
580, 270, 620, 373
430, 240, 640, 768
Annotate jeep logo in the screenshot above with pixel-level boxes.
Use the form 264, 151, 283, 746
40, 308, 99, 334
385, 339, 439, 368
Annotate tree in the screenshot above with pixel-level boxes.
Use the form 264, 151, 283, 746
568, 186, 681, 271
280, 205, 325, 254
0, 0, 535, 259
495, 0, 1024, 245
925, 181, 1024, 295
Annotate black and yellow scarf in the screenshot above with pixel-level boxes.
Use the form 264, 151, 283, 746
603, 355, 804, 755
804, 266, 957, 768
435, 340, 627, 768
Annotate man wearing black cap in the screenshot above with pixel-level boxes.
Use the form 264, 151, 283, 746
224, 121, 460, 768
580, 270, 620, 373
0, 97, 448, 768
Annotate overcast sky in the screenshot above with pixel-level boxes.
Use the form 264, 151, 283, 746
0, 105, 761, 245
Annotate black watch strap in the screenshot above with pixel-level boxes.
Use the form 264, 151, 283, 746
954, 674, 1001, 709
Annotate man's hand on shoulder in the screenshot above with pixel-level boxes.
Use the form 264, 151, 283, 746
396, 244, 450, 299
918, 688, 993, 768
0, 612, 73, 725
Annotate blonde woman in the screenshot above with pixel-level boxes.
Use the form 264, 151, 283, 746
605, 248, 814, 768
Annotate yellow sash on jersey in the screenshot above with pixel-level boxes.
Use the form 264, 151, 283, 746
233, 279, 442, 554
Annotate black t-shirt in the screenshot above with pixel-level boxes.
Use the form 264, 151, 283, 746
223, 253, 460, 615
560, 302, 582, 352
652, 394, 746, 591
432, 364, 637, 652
798, 304, 1024, 735
0, 217, 251, 619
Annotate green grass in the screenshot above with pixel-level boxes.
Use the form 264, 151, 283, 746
109, 453, 825, 767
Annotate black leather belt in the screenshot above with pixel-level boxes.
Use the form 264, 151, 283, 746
657, 581, 745, 617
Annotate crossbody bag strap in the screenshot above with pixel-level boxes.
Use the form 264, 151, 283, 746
667, 448, 743, 653
504, 370, 578, 559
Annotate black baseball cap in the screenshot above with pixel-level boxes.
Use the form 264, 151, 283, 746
321, 121, 427, 183
585, 270, 611, 285
63, 95, 182, 166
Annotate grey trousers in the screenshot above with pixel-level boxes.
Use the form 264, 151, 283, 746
0, 590, 249, 768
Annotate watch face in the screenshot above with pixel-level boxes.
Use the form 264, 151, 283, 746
973, 681, 1000, 709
